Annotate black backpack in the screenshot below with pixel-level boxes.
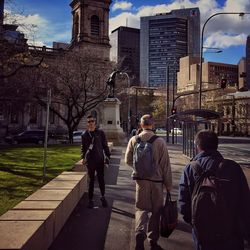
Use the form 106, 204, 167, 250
191, 160, 235, 245
133, 135, 158, 179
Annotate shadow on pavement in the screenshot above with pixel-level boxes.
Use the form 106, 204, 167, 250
49, 194, 113, 250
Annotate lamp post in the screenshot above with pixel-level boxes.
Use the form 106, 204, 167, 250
119, 72, 131, 136
43, 88, 51, 181
199, 12, 250, 109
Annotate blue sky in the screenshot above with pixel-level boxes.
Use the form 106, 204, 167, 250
4, 0, 250, 65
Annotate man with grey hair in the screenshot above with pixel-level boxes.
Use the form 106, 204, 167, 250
125, 114, 172, 250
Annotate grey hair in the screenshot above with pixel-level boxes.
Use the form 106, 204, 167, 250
140, 114, 154, 126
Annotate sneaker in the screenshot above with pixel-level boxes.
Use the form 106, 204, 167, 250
135, 234, 145, 250
87, 200, 94, 209
100, 197, 108, 207
150, 242, 164, 250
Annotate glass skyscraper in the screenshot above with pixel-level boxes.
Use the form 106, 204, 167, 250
140, 8, 200, 87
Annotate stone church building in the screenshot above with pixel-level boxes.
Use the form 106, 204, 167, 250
0, 0, 117, 138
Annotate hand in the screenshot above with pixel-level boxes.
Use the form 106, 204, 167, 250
81, 159, 86, 165
105, 157, 110, 165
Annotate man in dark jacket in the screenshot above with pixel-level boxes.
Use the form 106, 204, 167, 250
81, 115, 111, 208
179, 130, 250, 250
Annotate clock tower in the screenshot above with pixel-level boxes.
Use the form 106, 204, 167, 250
70, 0, 111, 59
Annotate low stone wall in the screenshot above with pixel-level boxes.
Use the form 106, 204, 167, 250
0, 171, 87, 250
0, 141, 114, 250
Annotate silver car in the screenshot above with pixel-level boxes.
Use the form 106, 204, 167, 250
73, 130, 84, 143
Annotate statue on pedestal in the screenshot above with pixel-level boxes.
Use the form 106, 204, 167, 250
106, 70, 119, 98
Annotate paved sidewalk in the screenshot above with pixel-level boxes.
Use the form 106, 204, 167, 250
49, 143, 250, 250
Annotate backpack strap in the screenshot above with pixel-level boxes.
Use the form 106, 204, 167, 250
190, 161, 203, 176
147, 135, 158, 144
191, 159, 224, 177
135, 135, 141, 143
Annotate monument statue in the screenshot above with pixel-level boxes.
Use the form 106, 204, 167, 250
106, 70, 119, 98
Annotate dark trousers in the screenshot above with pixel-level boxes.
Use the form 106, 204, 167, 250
87, 164, 105, 200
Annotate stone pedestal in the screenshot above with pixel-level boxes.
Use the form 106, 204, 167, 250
100, 97, 125, 145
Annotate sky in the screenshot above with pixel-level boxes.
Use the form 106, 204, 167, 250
4, 0, 250, 65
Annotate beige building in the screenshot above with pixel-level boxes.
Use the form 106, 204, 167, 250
177, 55, 250, 135
238, 57, 247, 90
177, 55, 238, 93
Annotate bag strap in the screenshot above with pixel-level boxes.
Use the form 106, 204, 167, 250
87, 131, 95, 150
191, 159, 224, 177
190, 161, 203, 176
147, 135, 158, 144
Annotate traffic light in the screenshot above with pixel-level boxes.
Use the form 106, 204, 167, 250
171, 108, 177, 115
220, 78, 227, 89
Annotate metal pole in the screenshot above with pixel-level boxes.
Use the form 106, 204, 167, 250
166, 65, 169, 142
122, 72, 130, 137
172, 62, 176, 144
232, 95, 235, 137
135, 88, 138, 124
43, 89, 51, 181
199, 12, 250, 109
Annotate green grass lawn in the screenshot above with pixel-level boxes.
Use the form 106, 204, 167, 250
0, 144, 81, 215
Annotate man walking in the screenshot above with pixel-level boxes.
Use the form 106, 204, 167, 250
81, 115, 111, 208
125, 114, 172, 250
179, 130, 250, 250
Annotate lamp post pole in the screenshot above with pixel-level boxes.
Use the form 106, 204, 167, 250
120, 72, 131, 137
166, 65, 170, 143
199, 12, 250, 109
43, 88, 51, 181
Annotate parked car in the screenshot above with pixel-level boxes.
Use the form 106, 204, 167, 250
73, 130, 84, 143
5, 130, 46, 144
170, 128, 183, 135
155, 128, 167, 134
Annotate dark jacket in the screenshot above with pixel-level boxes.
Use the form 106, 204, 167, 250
81, 129, 110, 166
179, 150, 250, 247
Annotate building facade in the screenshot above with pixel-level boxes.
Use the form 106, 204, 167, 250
110, 26, 140, 86
246, 35, 250, 89
177, 56, 239, 93
140, 8, 200, 87
70, 0, 111, 60
0, 0, 112, 137
238, 57, 247, 90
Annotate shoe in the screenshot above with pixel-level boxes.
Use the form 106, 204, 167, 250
87, 200, 94, 209
100, 197, 108, 207
135, 233, 145, 250
150, 242, 164, 250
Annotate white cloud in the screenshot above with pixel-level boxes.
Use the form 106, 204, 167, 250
112, 1, 133, 12
4, 10, 71, 46
110, 0, 250, 49
204, 31, 247, 48
5, 0, 250, 49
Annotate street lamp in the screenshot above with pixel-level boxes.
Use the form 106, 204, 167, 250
119, 72, 131, 136
199, 12, 250, 109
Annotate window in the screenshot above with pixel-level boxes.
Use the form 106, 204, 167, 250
10, 105, 18, 124
30, 105, 37, 124
91, 15, 99, 37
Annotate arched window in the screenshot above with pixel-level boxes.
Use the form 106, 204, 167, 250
73, 14, 79, 39
91, 15, 100, 37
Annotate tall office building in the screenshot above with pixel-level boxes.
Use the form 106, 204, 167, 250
246, 35, 250, 89
140, 8, 200, 87
110, 26, 140, 85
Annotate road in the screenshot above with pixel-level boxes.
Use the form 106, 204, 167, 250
158, 134, 250, 164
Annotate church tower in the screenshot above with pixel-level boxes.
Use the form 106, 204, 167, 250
70, 0, 111, 59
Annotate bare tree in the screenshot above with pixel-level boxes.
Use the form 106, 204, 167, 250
34, 50, 114, 142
